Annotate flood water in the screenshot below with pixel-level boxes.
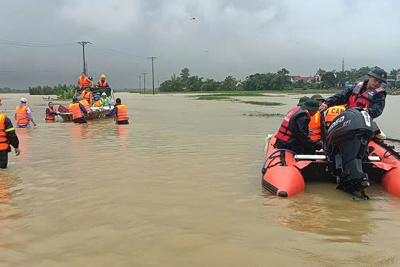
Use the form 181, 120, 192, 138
1, 92, 400, 266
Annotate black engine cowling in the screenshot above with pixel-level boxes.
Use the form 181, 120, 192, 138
324, 108, 376, 194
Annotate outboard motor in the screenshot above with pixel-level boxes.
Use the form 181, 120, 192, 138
324, 108, 376, 197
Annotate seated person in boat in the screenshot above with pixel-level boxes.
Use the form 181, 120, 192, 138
106, 98, 129, 124
274, 99, 322, 154
98, 74, 109, 88
92, 95, 103, 107
100, 92, 110, 106
77, 72, 93, 88
308, 94, 325, 142
81, 87, 93, 105
319, 68, 387, 119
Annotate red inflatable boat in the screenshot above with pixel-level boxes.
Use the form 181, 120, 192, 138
262, 109, 400, 198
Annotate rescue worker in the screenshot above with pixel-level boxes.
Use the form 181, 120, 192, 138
324, 105, 346, 127
81, 87, 93, 105
100, 92, 110, 106
98, 74, 109, 88
15, 98, 36, 128
78, 72, 93, 88
92, 95, 102, 107
45, 101, 59, 121
0, 97, 21, 168
308, 95, 325, 141
78, 96, 91, 114
297, 96, 309, 106
69, 97, 88, 123
319, 68, 387, 119
274, 99, 322, 154
106, 98, 129, 124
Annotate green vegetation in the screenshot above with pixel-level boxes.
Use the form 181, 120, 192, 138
196, 95, 231, 100
240, 100, 283, 106
29, 84, 75, 96
58, 88, 75, 100
243, 112, 284, 118
192, 94, 283, 106
159, 66, 400, 93
0, 87, 28, 93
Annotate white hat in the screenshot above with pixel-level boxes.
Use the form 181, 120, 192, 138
20, 97, 27, 103
101, 92, 107, 96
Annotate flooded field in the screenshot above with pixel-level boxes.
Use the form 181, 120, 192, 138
1, 92, 400, 266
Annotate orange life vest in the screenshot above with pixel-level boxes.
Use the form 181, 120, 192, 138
46, 106, 57, 120
69, 103, 83, 120
79, 99, 91, 113
98, 80, 108, 87
276, 106, 310, 143
0, 114, 10, 151
81, 90, 92, 102
348, 82, 385, 109
116, 105, 129, 121
325, 105, 346, 127
308, 112, 321, 141
15, 105, 29, 125
78, 76, 91, 88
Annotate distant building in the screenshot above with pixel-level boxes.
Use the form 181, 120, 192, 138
290, 76, 316, 83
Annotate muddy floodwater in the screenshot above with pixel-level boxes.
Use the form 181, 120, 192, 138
1, 92, 400, 266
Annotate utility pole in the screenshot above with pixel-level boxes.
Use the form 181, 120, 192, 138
138, 75, 142, 92
142, 72, 147, 94
342, 58, 345, 72
77, 41, 91, 75
148, 57, 157, 95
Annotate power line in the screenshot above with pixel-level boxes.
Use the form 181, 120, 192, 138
0, 38, 75, 48
90, 44, 148, 59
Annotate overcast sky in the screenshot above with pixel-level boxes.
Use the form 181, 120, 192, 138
0, 0, 399, 89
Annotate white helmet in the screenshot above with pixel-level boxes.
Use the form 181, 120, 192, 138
101, 92, 107, 96
20, 97, 27, 103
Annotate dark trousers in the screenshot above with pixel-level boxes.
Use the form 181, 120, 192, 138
0, 150, 9, 169
73, 118, 87, 123
117, 120, 129, 125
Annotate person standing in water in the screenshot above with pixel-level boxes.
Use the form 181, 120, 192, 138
15, 98, 36, 128
0, 97, 21, 168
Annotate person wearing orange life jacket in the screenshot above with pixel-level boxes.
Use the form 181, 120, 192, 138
0, 97, 21, 168
274, 99, 322, 154
78, 72, 93, 88
15, 98, 36, 128
319, 68, 387, 119
106, 98, 129, 124
45, 101, 59, 121
69, 97, 88, 123
81, 87, 93, 105
78, 96, 91, 113
324, 105, 346, 127
98, 74, 109, 88
308, 94, 325, 141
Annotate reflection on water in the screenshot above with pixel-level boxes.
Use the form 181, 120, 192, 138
0, 93, 399, 266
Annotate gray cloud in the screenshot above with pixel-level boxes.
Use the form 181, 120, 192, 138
0, 0, 399, 89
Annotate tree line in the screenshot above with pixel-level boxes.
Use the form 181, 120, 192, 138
159, 66, 400, 92
28, 84, 76, 95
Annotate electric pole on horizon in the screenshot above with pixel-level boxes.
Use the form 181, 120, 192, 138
138, 75, 142, 92
148, 57, 157, 95
77, 41, 91, 75
142, 72, 147, 94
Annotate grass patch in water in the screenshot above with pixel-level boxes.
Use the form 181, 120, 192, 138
240, 100, 283, 106
243, 112, 284, 118
196, 95, 231, 100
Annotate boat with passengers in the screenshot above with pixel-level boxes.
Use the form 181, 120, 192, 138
58, 86, 115, 122
262, 108, 400, 199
